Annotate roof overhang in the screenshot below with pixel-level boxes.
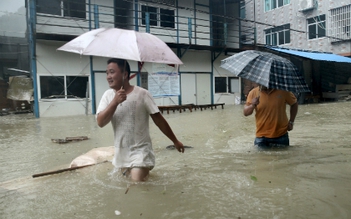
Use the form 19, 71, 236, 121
266, 46, 351, 64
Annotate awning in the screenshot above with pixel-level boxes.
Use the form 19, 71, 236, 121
266, 46, 351, 63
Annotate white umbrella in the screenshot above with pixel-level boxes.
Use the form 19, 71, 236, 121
57, 27, 183, 65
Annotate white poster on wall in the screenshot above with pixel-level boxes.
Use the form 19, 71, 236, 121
148, 63, 180, 97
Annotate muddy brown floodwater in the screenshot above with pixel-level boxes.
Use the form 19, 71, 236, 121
1, 102, 351, 219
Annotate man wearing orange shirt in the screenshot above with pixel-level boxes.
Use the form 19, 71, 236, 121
244, 86, 298, 148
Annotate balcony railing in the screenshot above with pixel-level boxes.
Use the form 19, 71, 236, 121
35, 0, 255, 49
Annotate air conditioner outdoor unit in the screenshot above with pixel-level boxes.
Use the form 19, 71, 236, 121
298, 0, 315, 11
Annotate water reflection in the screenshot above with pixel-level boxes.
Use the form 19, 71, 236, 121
1, 102, 351, 218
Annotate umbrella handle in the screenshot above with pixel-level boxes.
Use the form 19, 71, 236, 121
258, 85, 262, 98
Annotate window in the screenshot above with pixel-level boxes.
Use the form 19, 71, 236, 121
215, 77, 239, 93
307, 15, 326, 39
229, 77, 240, 93
141, 4, 175, 28
265, 24, 290, 45
142, 0, 175, 6
265, 0, 290, 12
330, 5, 351, 42
37, 0, 86, 19
141, 5, 158, 26
64, 0, 86, 18
240, 0, 246, 19
160, 8, 175, 28
37, 0, 61, 16
40, 76, 89, 99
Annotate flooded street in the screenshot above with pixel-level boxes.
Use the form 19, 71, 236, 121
1, 102, 351, 219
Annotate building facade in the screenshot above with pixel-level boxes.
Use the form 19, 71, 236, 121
3, 1, 350, 117
0, 1, 31, 112
243, 0, 351, 55
241, 0, 351, 100
27, 0, 251, 117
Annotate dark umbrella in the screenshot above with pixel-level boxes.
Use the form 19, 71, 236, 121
220, 50, 310, 93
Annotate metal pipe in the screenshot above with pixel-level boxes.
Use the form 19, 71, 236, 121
28, 0, 39, 118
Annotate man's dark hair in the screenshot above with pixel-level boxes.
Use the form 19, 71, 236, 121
107, 58, 131, 79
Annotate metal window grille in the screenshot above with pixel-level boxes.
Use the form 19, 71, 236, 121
330, 5, 351, 42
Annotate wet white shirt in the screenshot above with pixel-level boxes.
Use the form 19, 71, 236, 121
96, 86, 159, 169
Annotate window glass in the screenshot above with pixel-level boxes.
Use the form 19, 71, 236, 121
215, 77, 227, 93
266, 35, 271, 45
271, 0, 276, 9
278, 31, 285, 45
66, 76, 88, 98
40, 76, 64, 99
240, 1, 246, 19
37, 0, 85, 18
265, 24, 290, 45
229, 77, 239, 93
308, 24, 316, 39
40, 76, 89, 99
272, 33, 277, 45
64, 0, 86, 19
265, 0, 270, 12
265, 0, 289, 11
285, 30, 290, 43
318, 21, 326, 37
37, 0, 61, 15
307, 15, 326, 39
141, 5, 158, 26
160, 8, 175, 28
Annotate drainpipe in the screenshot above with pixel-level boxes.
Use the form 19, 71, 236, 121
28, 0, 39, 118
254, 0, 256, 48
210, 0, 215, 104
89, 4, 99, 114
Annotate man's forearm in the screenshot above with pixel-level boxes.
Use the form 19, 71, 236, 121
289, 103, 298, 122
151, 113, 179, 143
243, 104, 255, 116
97, 102, 118, 127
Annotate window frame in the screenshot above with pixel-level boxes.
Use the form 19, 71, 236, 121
330, 5, 351, 42
140, 3, 176, 29
307, 14, 326, 40
39, 75, 89, 100
265, 24, 291, 46
37, 0, 86, 19
240, 0, 246, 19
215, 76, 240, 94
264, 0, 290, 12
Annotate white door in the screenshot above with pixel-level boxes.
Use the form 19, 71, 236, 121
181, 74, 196, 104
196, 74, 211, 105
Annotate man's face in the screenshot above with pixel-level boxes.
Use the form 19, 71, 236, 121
106, 62, 125, 90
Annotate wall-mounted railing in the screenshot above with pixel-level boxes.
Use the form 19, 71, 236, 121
35, 0, 255, 49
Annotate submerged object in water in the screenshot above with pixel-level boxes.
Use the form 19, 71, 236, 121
166, 145, 193, 150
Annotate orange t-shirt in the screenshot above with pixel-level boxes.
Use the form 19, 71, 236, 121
246, 87, 297, 138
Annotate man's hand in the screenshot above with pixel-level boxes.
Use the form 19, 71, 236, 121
287, 121, 294, 131
244, 96, 260, 116
173, 140, 185, 153
251, 97, 260, 107
113, 87, 126, 105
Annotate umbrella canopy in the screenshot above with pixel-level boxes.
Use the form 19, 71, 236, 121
57, 27, 183, 65
220, 50, 310, 93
